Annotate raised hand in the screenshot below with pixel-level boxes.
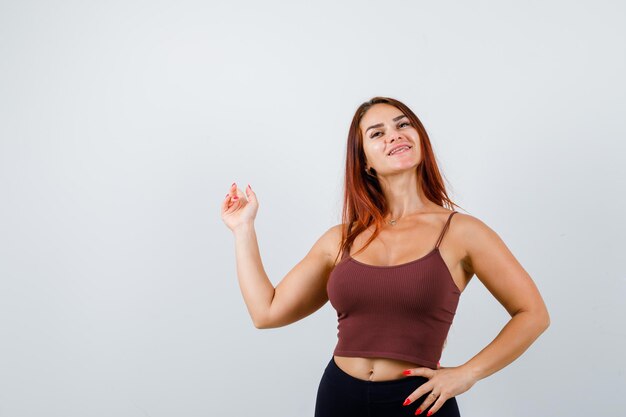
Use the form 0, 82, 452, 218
221, 182, 259, 232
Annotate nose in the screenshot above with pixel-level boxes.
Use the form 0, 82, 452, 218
387, 130, 404, 143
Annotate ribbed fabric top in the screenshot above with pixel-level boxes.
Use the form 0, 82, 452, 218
326, 211, 461, 369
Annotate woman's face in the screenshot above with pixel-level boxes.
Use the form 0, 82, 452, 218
359, 103, 421, 176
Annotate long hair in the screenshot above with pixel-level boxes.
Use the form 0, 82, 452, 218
334, 96, 465, 265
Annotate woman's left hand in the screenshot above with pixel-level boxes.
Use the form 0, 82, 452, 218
402, 364, 478, 415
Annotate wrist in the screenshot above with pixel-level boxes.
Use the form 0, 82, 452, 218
233, 222, 255, 235
459, 362, 484, 383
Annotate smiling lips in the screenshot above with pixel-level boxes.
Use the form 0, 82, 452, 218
388, 145, 412, 156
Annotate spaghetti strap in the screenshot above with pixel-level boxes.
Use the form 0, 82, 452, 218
434, 211, 458, 249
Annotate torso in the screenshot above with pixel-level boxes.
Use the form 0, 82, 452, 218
330, 208, 473, 382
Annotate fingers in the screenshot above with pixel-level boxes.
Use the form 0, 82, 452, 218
244, 183, 256, 202
421, 392, 450, 416
416, 391, 441, 415
225, 182, 241, 202
403, 367, 436, 379
228, 182, 239, 199
403, 386, 442, 416
403, 367, 472, 415
223, 190, 240, 211
401, 368, 438, 413
402, 381, 433, 410
222, 182, 249, 213
221, 193, 230, 212
222, 193, 237, 213
226, 182, 256, 203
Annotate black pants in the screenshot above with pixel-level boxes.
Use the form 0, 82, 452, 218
314, 356, 461, 417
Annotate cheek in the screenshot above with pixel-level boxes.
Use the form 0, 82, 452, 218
363, 144, 383, 160
370, 143, 387, 155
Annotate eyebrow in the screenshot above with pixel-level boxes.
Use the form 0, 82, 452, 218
365, 114, 407, 134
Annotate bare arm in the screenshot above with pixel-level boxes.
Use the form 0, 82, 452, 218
233, 222, 338, 329
232, 222, 276, 328
258, 225, 338, 329
458, 214, 551, 381
223, 184, 338, 329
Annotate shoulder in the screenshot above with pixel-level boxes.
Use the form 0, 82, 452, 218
320, 223, 345, 243
449, 211, 499, 243
325, 223, 364, 267
431, 208, 467, 235
448, 211, 508, 273
437, 210, 482, 252
312, 223, 347, 266
444, 211, 495, 245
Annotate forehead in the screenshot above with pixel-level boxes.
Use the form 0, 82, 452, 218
360, 104, 405, 130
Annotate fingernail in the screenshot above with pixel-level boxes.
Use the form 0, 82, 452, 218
233, 196, 238, 200
403, 370, 411, 375
427, 411, 432, 416
403, 398, 411, 406
415, 409, 422, 415
247, 184, 251, 190
232, 182, 236, 187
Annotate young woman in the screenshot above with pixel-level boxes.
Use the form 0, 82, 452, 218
221, 96, 550, 416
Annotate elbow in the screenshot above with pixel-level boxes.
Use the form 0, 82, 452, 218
254, 316, 284, 330
539, 304, 551, 329
533, 310, 551, 332
253, 317, 267, 329
514, 308, 551, 330
254, 314, 273, 329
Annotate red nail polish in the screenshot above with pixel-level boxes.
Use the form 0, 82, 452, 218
415, 409, 422, 415
427, 411, 432, 416
403, 398, 411, 406
403, 370, 412, 375
233, 196, 238, 200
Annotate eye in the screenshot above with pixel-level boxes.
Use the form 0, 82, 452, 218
370, 121, 411, 138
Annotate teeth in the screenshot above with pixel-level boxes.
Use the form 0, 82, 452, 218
389, 146, 410, 155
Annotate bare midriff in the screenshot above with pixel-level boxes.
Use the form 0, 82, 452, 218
333, 355, 431, 382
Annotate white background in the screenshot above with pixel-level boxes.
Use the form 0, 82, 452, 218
1, 1, 624, 416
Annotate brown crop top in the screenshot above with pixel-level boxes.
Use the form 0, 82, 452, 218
326, 211, 461, 369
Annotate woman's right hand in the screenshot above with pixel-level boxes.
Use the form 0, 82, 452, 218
221, 182, 259, 232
